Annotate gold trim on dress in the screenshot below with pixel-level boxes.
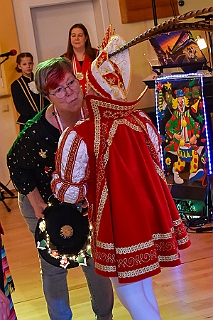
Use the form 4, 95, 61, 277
17, 77, 40, 112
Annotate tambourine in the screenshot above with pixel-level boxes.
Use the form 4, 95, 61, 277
35, 200, 91, 269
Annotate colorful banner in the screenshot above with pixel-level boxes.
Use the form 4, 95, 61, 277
155, 73, 212, 187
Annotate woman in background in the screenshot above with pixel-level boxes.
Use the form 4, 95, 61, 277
0, 223, 17, 320
63, 23, 98, 97
11, 52, 48, 131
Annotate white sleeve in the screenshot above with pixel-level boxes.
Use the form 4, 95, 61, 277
138, 111, 161, 161
51, 127, 89, 204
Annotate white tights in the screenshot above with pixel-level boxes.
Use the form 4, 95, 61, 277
110, 277, 162, 320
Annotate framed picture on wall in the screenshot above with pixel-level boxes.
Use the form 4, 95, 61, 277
150, 31, 207, 72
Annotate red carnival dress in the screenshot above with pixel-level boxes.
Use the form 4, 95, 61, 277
51, 94, 191, 284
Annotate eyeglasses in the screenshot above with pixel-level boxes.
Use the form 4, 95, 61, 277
49, 78, 77, 99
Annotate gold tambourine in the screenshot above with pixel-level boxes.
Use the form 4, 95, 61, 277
75, 72, 84, 81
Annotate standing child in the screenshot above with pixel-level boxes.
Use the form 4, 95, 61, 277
11, 52, 48, 131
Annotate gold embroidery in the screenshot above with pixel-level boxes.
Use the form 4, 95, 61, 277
115, 240, 154, 255
173, 218, 183, 226
177, 236, 189, 246
154, 162, 167, 183
39, 149, 47, 158
91, 98, 134, 114
96, 262, 116, 273
17, 78, 40, 112
152, 230, 174, 241
96, 231, 183, 256
158, 254, 179, 262
97, 241, 114, 250
118, 262, 160, 279
95, 182, 108, 239
95, 261, 160, 278
92, 103, 101, 158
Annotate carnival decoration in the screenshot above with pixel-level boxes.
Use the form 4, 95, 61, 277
105, 7, 213, 222
155, 73, 212, 186
35, 201, 92, 269
109, 7, 213, 59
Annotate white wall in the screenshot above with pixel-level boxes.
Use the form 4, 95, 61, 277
0, 95, 18, 189
31, 2, 99, 62
0, 43, 18, 189
12, 0, 109, 66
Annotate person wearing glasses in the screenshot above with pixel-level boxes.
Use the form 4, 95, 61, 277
7, 57, 114, 320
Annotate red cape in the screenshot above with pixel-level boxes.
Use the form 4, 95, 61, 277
73, 95, 191, 283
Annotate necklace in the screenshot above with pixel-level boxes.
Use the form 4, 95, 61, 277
72, 56, 84, 80
52, 102, 85, 133
52, 105, 63, 134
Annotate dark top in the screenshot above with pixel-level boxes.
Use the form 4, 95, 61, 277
11, 73, 49, 126
7, 108, 60, 203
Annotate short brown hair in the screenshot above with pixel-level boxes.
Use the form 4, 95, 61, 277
35, 57, 74, 96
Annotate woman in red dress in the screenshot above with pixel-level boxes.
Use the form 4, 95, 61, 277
63, 23, 98, 97
52, 28, 191, 320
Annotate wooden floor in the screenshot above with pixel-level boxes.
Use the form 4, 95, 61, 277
1, 193, 213, 320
